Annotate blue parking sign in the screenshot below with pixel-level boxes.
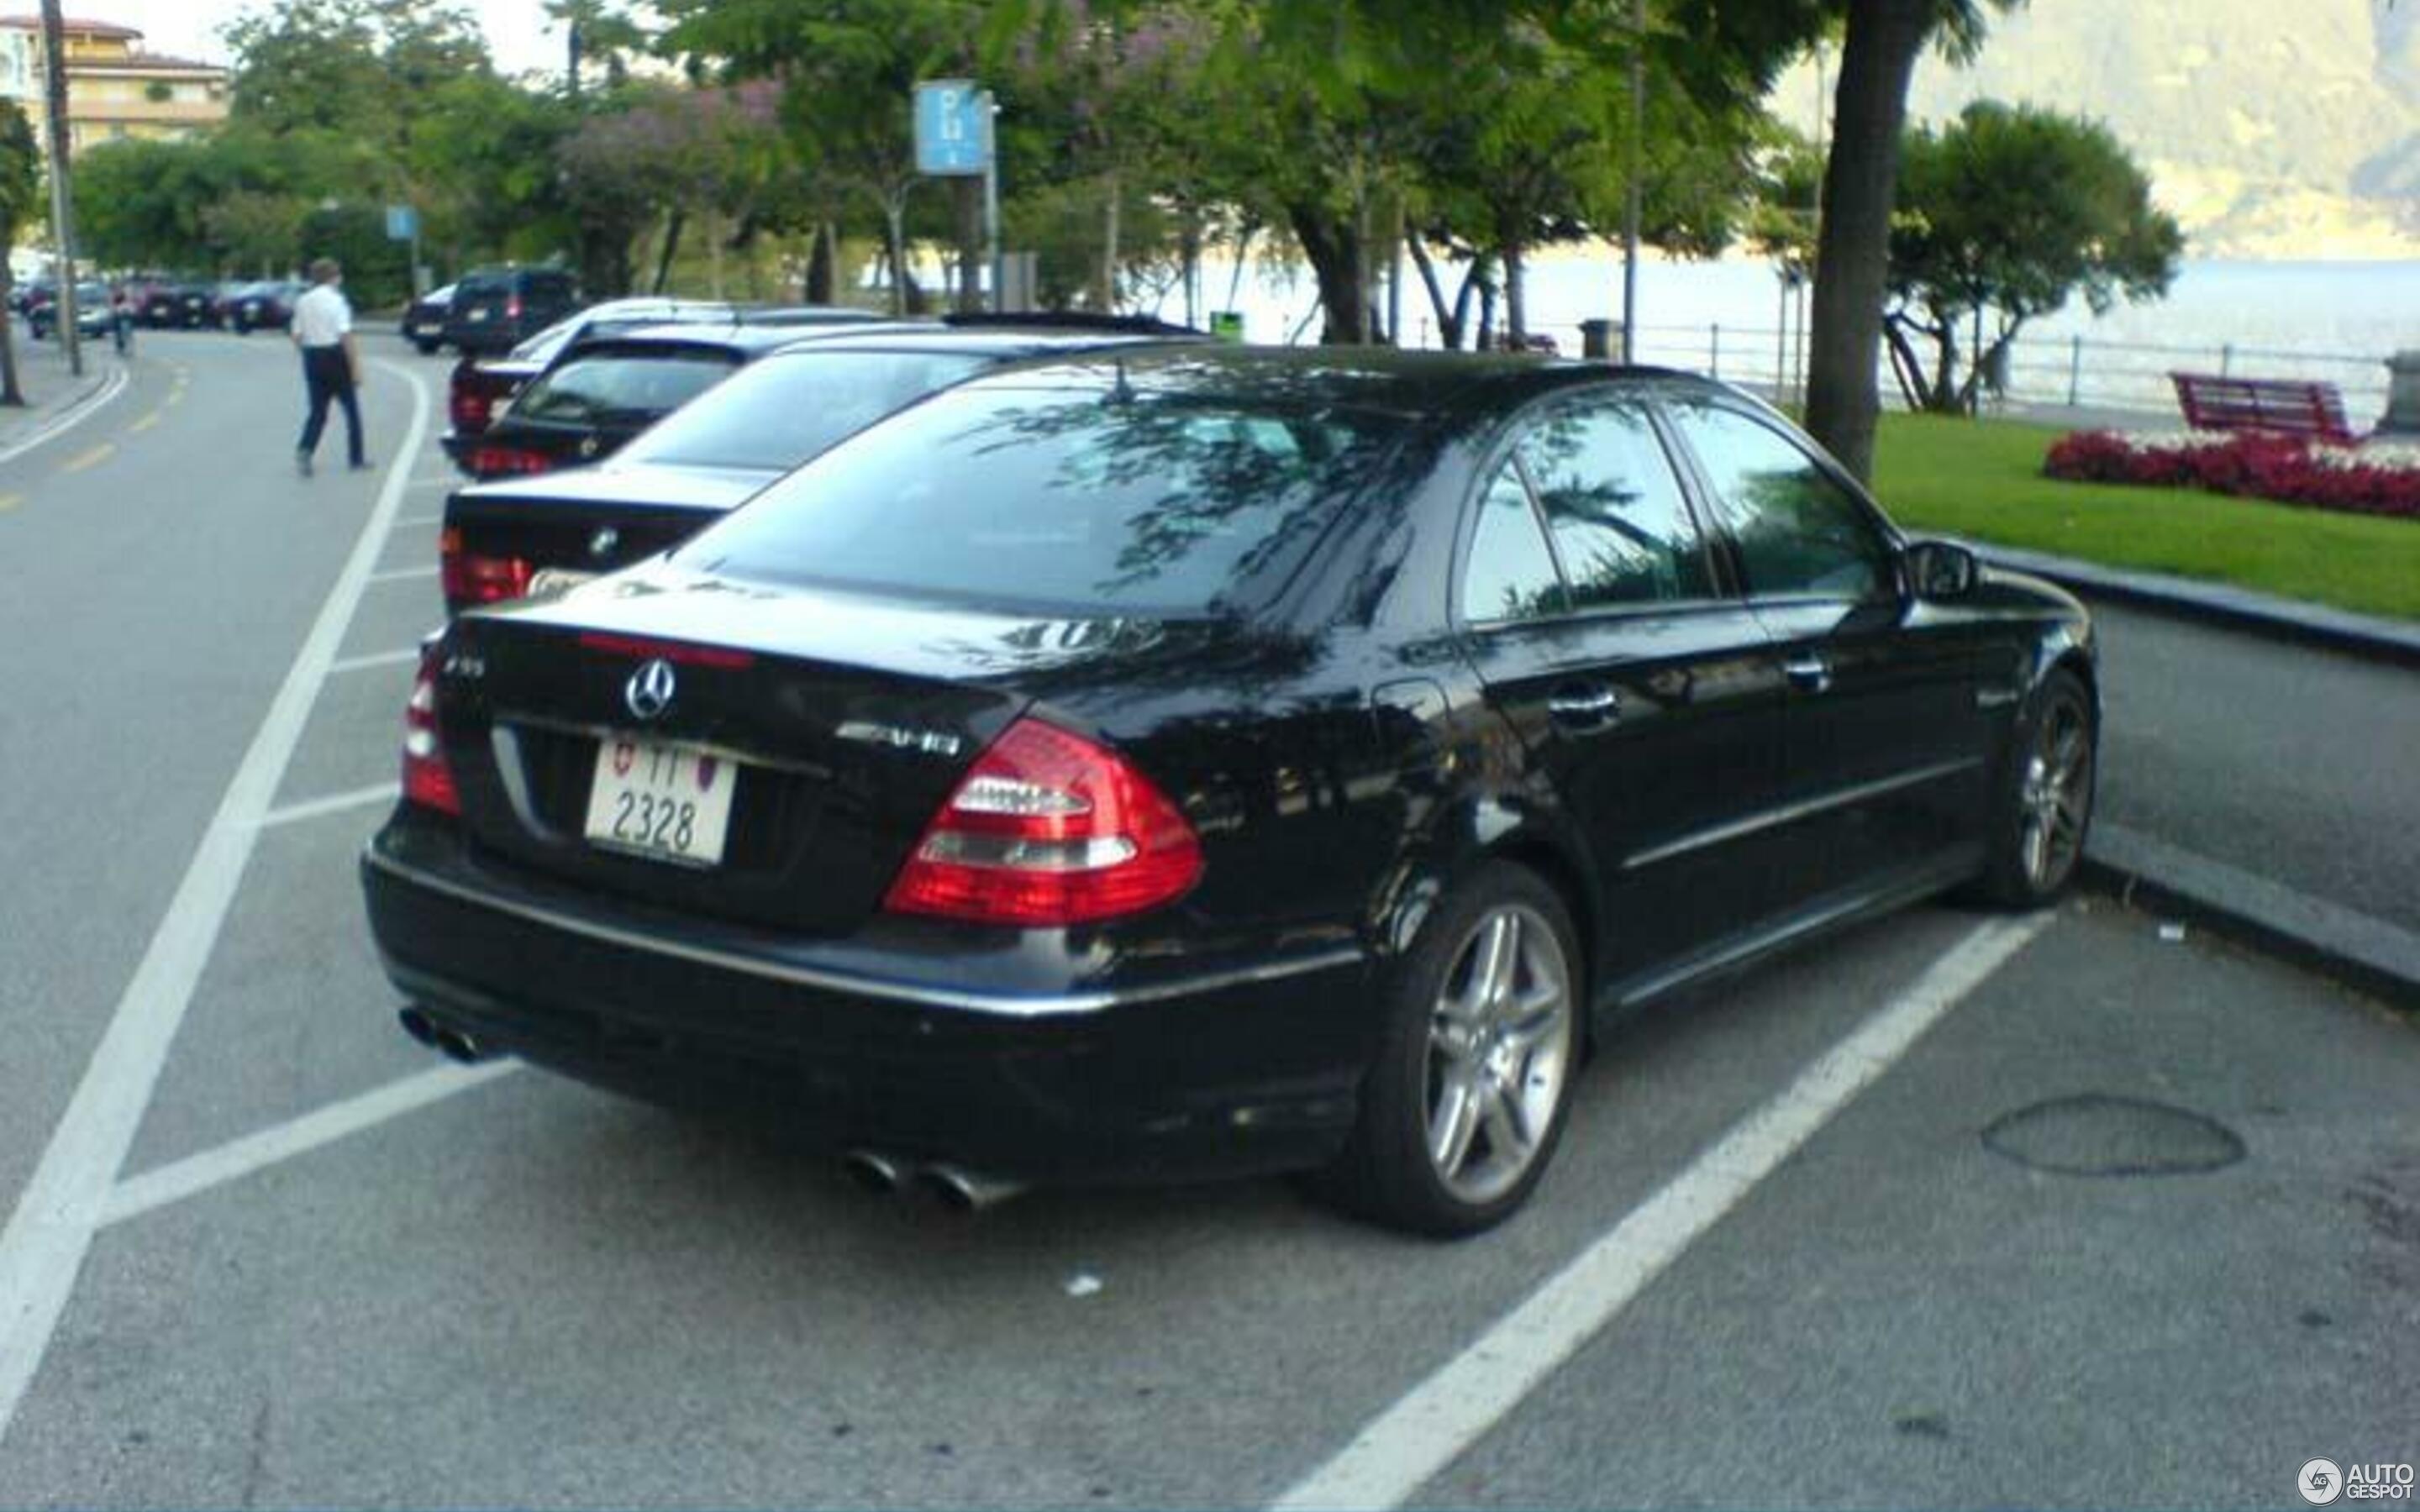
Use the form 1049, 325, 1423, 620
914, 80, 988, 176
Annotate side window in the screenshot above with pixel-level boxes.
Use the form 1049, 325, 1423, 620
1515, 402, 1712, 609
1460, 461, 1567, 624
1666, 402, 1894, 601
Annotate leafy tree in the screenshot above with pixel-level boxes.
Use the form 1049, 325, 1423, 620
0, 99, 39, 406
544, 0, 651, 97
1882, 100, 2181, 414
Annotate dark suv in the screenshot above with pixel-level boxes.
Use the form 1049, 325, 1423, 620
441, 266, 581, 355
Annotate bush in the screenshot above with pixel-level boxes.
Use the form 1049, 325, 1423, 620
2044, 430, 2420, 522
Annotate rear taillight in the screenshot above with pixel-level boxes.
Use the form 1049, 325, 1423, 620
401, 648, 460, 815
449, 389, 493, 432
505, 294, 523, 319
883, 718, 1202, 927
467, 444, 551, 478
438, 526, 532, 608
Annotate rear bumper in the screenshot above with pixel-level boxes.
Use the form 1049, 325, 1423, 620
360, 822, 1377, 1185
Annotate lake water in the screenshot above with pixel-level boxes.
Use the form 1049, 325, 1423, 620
1145, 253, 2420, 422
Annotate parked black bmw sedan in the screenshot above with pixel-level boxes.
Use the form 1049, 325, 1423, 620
439, 323, 1201, 615
362, 349, 2097, 1236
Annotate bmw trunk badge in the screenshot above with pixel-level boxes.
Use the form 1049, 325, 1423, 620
588, 525, 620, 559
625, 658, 676, 721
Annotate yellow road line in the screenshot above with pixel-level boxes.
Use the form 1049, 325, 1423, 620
60, 444, 113, 474
129, 411, 160, 433
0, 492, 23, 512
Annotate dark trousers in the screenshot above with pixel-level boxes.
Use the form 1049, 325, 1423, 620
297, 346, 364, 465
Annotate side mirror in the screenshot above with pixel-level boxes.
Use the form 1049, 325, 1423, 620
1904, 539, 1980, 601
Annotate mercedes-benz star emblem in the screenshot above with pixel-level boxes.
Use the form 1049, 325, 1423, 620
624, 658, 677, 722
578, 435, 602, 459
588, 525, 620, 559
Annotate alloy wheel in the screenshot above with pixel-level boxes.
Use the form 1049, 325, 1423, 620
1424, 902, 1575, 1205
2018, 695, 2093, 892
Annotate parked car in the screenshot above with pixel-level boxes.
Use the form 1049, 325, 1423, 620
142, 279, 218, 328
400, 282, 455, 353
28, 281, 111, 340
363, 349, 2100, 1235
439, 321, 1204, 614
441, 265, 582, 355
227, 281, 303, 334
442, 303, 888, 469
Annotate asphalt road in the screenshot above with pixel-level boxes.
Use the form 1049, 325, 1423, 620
0, 332, 2412, 1509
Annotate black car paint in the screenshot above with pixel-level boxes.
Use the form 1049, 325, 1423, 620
365, 351, 2094, 1193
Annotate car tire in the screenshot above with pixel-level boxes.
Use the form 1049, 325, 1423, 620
1975, 667, 2096, 909
1315, 861, 1582, 1237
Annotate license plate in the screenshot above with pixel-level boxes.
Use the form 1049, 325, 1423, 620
582, 737, 738, 866
466, 307, 489, 322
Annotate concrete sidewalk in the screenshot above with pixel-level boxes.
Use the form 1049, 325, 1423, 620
0, 336, 124, 456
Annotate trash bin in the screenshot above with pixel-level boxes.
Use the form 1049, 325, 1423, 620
1580, 318, 1619, 361
1209, 311, 1244, 344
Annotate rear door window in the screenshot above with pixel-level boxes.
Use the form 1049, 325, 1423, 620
1514, 399, 1712, 609
1460, 460, 1567, 624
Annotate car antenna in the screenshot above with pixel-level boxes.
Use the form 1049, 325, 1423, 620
1106, 356, 1136, 407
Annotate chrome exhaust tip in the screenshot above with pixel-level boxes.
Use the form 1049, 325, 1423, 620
841, 1149, 905, 1196
917, 1164, 1028, 1215
397, 1006, 441, 1049
431, 1027, 487, 1065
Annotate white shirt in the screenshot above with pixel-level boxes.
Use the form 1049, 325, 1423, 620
292, 283, 353, 349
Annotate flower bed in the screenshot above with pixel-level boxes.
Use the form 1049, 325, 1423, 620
2043, 429, 2420, 522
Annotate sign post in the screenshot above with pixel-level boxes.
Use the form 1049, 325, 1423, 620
913, 79, 998, 312
385, 204, 424, 295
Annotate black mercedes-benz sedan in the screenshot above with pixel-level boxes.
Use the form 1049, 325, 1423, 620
362, 349, 2096, 1236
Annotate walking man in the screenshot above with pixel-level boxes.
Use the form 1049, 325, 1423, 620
292, 257, 366, 476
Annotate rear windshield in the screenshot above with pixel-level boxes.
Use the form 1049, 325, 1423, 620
507, 350, 740, 428
613, 349, 992, 472
680, 383, 1400, 614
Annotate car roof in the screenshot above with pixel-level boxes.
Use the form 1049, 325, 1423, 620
560, 318, 926, 361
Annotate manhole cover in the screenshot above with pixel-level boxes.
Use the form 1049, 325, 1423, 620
1981, 1094, 2246, 1177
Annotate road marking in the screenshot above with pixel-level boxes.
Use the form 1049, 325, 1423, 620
0, 492, 21, 512
95, 1063, 520, 1230
1269, 912, 2056, 1512
260, 781, 400, 830
405, 475, 460, 491
0, 363, 129, 467
0, 360, 429, 1445
329, 648, 420, 675
59, 443, 113, 474
367, 564, 439, 584
392, 513, 444, 528
129, 410, 160, 433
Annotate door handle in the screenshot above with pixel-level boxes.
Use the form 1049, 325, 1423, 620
1547, 684, 1622, 728
1782, 655, 1833, 695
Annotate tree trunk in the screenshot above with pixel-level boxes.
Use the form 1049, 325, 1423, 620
1804, 0, 1934, 483
1288, 202, 1366, 344
1097, 171, 1122, 313
1405, 234, 1456, 349
805, 221, 836, 304
1503, 239, 1528, 344
651, 207, 685, 295
0, 280, 21, 407
881, 193, 909, 318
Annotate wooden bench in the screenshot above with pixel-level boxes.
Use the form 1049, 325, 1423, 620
2170, 371, 2355, 443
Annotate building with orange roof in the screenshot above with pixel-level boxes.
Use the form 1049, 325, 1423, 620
0, 14, 229, 155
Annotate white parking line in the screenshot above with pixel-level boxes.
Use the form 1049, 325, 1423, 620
95, 1063, 519, 1230
329, 648, 419, 675
1269, 912, 2055, 1512
0, 360, 429, 1445
260, 781, 400, 829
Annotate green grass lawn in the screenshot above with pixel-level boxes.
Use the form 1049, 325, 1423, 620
1868, 412, 2420, 623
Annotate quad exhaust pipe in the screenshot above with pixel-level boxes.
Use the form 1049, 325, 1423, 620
397, 1006, 490, 1066
843, 1150, 1026, 1213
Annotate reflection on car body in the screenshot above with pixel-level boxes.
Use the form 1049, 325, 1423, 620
363, 349, 2098, 1236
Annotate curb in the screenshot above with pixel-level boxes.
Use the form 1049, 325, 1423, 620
2082, 823, 2420, 1013
0, 360, 129, 466
1970, 541, 2420, 670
